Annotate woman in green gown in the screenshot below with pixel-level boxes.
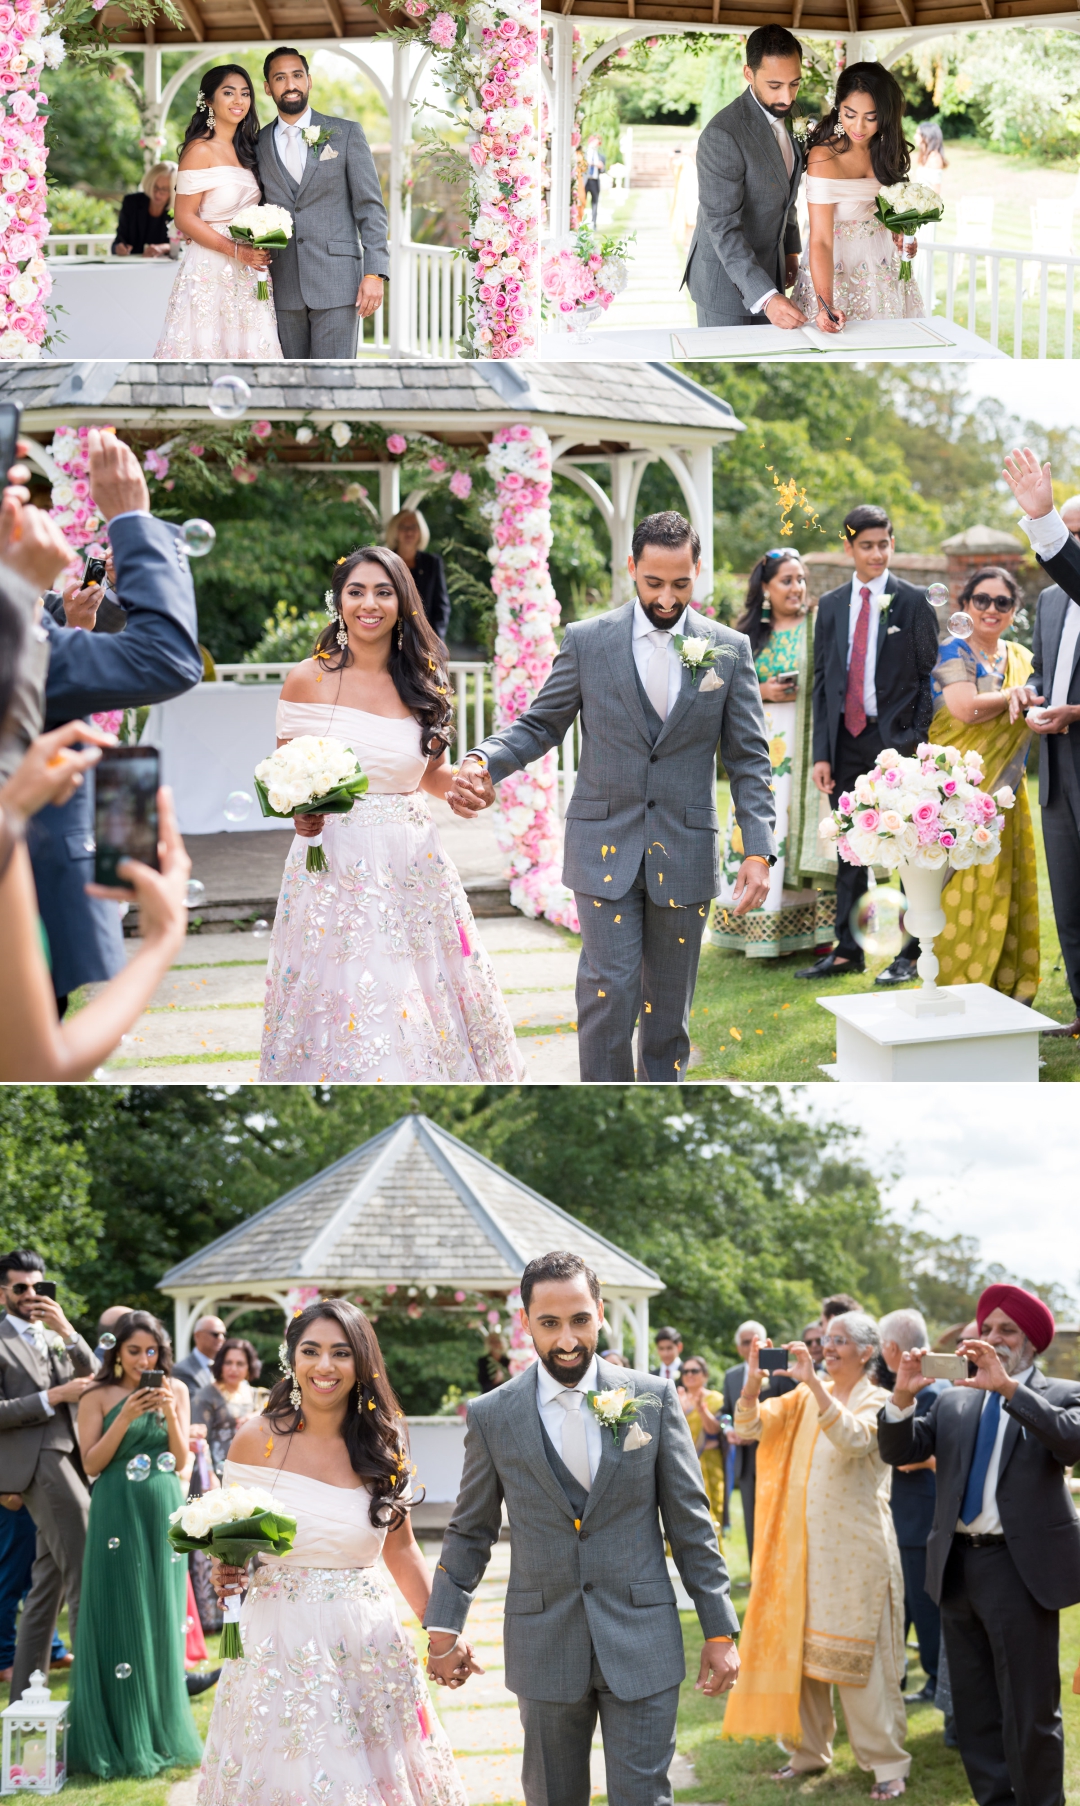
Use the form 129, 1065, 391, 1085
68, 1309, 202, 1778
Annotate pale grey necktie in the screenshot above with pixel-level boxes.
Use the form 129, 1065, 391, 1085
282, 123, 305, 184
556, 1389, 592, 1493
773, 117, 794, 178
645, 629, 670, 722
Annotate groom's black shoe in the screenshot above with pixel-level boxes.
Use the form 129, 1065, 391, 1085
874, 955, 919, 987
794, 949, 865, 980
186, 1669, 221, 1695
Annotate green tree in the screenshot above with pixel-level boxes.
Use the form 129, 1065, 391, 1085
46, 60, 143, 194
0, 1092, 99, 1315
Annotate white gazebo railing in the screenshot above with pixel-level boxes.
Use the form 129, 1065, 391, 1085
213, 659, 489, 766
919, 240, 1080, 359
43, 233, 114, 260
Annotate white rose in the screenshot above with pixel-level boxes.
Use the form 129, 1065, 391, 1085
897, 823, 920, 856
8, 273, 37, 305
3, 169, 29, 193
295, 426, 314, 445
818, 817, 839, 841
876, 748, 901, 770
330, 422, 352, 448
877, 841, 902, 871
916, 842, 948, 869
679, 636, 711, 662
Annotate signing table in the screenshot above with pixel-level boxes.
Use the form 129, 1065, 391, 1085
818, 984, 1060, 1081
538, 317, 1007, 362
47, 259, 178, 358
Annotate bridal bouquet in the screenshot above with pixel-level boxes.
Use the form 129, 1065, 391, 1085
254, 736, 369, 873
874, 181, 944, 279
229, 204, 293, 301
819, 741, 1015, 871
168, 1483, 297, 1657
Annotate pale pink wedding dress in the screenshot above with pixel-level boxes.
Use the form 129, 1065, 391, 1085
155, 167, 283, 359
259, 700, 524, 1083
790, 175, 924, 321
197, 1461, 468, 1806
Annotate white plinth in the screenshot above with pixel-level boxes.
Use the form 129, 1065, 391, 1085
47, 259, 178, 357
405, 1416, 466, 1502
143, 683, 282, 837
817, 984, 1059, 1081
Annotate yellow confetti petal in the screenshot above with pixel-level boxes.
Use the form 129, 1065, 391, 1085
679, 937, 685, 944
604, 875, 612, 882
598, 989, 606, 997
593, 899, 601, 907
614, 914, 622, 922
730, 1027, 742, 1040
674, 1060, 681, 1071
657, 872, 663, 883
644, 1003, 652, 1014
601, 844, 609, 858
756, 1029, 764, 1035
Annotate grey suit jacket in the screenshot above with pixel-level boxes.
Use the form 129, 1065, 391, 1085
173, 1350, 213, 1401
683, 88, 803, 324
1031, 547, 1080, 805
471, 603, 776, 904
256, 110, 390, 312
0, 1317, 96, 1493
424, 1358, 739, 1702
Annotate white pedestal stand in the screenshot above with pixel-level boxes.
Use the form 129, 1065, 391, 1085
817, 859, 1058, 1080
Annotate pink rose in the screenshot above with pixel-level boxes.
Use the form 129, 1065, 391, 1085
428, 456, 447, 473
883, 767, 902, 786
449, 469, 472, 500
498, 16, 517, 32
938, 831, 956, 849
942, 778, 957, 795
251, 419, 272, 440
188, 444, 204, 457
856, 809, 880, 833
386, 433, 407, 455
468, 142, 487, 169
979, 791, 996, 819
837, 791, 855, 814
428, 10, 456, 48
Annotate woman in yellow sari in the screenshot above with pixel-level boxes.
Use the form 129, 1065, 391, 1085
930, 566, 1038, 1000
678, 1357, 725, 1534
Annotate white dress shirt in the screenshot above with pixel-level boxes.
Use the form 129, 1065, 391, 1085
1019, 508, 1080, 708
747, 91, 793, 316
8, 1312, 55, 1418
657, 1356, 682, 1381
275, 106, 312, 184
847, 569, 890, 720
631, 600, 685, 718
536, 1353, 604, 1482
884, 1368, 1034, 1535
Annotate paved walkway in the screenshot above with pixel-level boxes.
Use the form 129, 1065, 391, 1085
595, 188, 696, 336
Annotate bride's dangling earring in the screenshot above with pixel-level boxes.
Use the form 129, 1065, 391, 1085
396, 620, 404, 652
336, 615, 349, 650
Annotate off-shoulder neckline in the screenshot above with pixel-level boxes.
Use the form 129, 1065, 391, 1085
227, 1459, 370, 1495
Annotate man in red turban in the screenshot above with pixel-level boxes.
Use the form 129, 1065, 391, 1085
877, 1286, 1080, 1806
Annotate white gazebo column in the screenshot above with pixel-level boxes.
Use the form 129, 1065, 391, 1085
142, 46, 163, 168
389, 42, 411, 355
606, 1297, 627, 1355
632, 1295, 651, 1372
609, 451, 655, 605
548, 16, 576, 240
378, 461, 401, 523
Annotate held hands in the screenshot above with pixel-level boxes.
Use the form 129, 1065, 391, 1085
356, 274, 384, 319
696, 1639, 740, 1696
1026, 704, 1078, 736
1001, 447, 1054, 521
426, 1633, 485, 1690
446, 758, 495, 819
731, 857, 770, 916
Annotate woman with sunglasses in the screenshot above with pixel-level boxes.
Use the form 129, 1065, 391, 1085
929, 565, 1038, 1000
678, 1359, 726, 1533
715, 549, 828, 957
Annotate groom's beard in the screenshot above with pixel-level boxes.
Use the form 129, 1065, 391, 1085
638, 596, 690, 632
277, 91, 308, 116
538, 1343, 594, 1388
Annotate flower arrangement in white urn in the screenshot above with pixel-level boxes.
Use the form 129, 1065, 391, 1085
541, 224, 633, 335
254, 735, 368, 872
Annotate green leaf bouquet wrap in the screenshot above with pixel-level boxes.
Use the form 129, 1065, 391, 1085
168, 1482, 297, 1657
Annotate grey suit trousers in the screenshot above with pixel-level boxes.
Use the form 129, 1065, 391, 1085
1042, 742, 1080, 1010
575, 859, 709, 1082
519, 1650, 679, 1806
11, 1450, 90, 1700
276, 304, 359, 359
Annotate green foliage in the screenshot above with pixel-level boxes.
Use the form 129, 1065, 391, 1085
45, 61, 143, 194
548, 476, 612, 619
246, 599, 329, 665
698, 39, 747, 129
0, 1091, 99, 1317
900, 30, 1080, 163
46, 185, 118, 234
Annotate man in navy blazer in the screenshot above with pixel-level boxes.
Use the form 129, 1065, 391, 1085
22, 432, 203, 1006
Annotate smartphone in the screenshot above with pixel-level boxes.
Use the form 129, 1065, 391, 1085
0, 401, 22, 487
759, 1348, 790, 1374
921, 1352, 967, 1382
32, 1280, 56, 1301
83, 553, 108, 589
93, 746, 160, 892
137, 1371, 165, 1389
775, 671, 798, 687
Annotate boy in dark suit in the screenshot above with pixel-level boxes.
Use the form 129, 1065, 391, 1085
796, 504, 938, 986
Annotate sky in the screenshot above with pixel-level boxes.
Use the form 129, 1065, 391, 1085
961, 364, 1080, 435
795, 1086, 1080, 1306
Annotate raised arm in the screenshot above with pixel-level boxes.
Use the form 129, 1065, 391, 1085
1005, 1381, 1080, 1465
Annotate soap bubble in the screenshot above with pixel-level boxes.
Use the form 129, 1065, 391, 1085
252, 919, 270, 938
171, 1552, 184, 1563
926, 582, 949, 607
850, 887, 906, 959
126, 1454, 151, 1482
115, 1663, 132, 1680
108, 1537, 120, 1550
183, 1616, 194, 1633
224, 791, 253, 823
180, 519, 216, 558
99, 1333, 116, 1350
156, 1452, 177, 1473
947, 612, 975, 640
185, 878, 207, 910
208, 375, 251, 420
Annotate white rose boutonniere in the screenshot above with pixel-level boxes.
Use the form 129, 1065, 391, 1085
673, 634, 737, 690
302, 125, 337, 156
587, 1386, 660, 1447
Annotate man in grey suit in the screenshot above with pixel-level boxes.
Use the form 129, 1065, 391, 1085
0, 1251, 95, 1701
1002, 449, 1080, 1039
257, 47, 390, 359
425, 1251, 740, 1806
450, 512, 776, 1082
683, 25, 806, 330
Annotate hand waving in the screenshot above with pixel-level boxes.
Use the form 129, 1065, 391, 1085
1001, 448, 1054, 521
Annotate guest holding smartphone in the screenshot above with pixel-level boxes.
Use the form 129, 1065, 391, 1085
68, 1311, 201, 1779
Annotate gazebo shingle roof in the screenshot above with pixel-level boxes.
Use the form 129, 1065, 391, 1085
158, 1114, 662, 1297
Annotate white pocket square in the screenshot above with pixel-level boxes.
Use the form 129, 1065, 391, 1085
887, 624, 901, 634
622, 1424, 652, 1451
698, 670, 725, 693
319, 145, 339, 161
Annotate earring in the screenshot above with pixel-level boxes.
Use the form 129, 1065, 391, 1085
290, 1375, 302, 1412
396, 621, 404, 651
761, 596, 771, 618
323, 588, 335, 618
336, 616, 348, 650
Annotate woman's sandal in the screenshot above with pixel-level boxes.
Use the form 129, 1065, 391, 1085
769, 1768, 802, 1782
870, 1782, 906, 1800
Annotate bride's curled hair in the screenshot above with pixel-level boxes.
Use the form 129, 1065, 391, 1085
806, 62, 911, 188
178, 64, 261, 176
313, 546, 455, 757
266, 1299, 417, 1529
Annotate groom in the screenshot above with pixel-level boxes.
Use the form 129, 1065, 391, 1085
449, 511, 776, 1082
256, 47, 390, 358
425, 1251, 740, 1806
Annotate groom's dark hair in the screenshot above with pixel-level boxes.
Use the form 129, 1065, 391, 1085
264, 45, 310, 79
746, 25, 802, 68
632, 511, 701, 565
521, 1252, 601, 1313
843, 504, 893, 541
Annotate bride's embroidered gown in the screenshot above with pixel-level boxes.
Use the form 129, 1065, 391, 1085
197, 1461, 468, 1806
155, 167, 283, 359
790, 175, 925, 322
259, 701, 524, 1083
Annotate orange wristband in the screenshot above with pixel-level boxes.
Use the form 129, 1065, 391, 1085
742, 855, 770, 866
705, 1636, 735, 1643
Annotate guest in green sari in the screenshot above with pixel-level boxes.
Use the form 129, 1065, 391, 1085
714, 549, 835, 956
68, 1310, 201, 1779
930, 565, 1039, 1000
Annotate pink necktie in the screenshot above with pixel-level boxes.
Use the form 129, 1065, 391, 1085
845, 588, 871, 737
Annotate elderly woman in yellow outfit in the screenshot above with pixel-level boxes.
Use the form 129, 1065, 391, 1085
722, 1314, 910, 1801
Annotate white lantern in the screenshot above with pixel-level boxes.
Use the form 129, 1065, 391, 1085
1, 1672, 68, 1795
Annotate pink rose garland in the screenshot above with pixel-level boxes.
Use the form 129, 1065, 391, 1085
0, 0, 51, 359
486, 423, 578, 931
468, 6, 538, 358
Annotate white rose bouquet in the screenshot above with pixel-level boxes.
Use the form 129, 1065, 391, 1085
254, 735, 369, 873
168, 1483, 296, 1657
873, 181, 945, 279
228, 203, 294, 301
819, 740, 1015, 872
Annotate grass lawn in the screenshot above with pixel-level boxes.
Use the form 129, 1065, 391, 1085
674, 1494, 1080, 1806
687, 776, 1080, 1083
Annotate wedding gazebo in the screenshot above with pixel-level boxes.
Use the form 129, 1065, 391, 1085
158, 1112, 665, 1365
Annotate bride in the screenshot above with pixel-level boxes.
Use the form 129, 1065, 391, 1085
155, 64, 283, 360
199, 1298, 474, 1806
259, 546, 523, 1082
790, 62, 924, 334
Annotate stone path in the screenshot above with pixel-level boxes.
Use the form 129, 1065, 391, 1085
99, 917, 582, 1085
